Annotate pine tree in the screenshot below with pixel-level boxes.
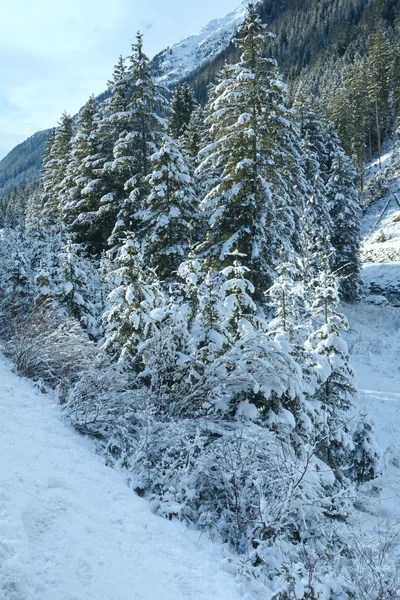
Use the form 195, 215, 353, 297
25, 184, 45, 227
0, 228, 33, 320
197, 5, 282, 300
181, 107, 206, 169
101, 231, 162, 369
367, 30, 392, 168
306, 253, 356, 472
326, 144, 362, 303
268, 252, 305, 345
141, 135, 198, 283
59, 96, 114, 255
41, 113, 74, 223
170, 83, 196, 140
106, 33, 167, 253
350, 414, 381, 485
56, 239, 101, 337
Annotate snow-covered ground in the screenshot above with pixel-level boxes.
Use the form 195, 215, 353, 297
346, 144, 400, 512
1, 300, 399, 600
361, 147, 400, 295
345, 303, 400, 498
0, 357, 250, 600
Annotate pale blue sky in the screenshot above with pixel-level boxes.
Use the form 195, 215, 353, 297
0, 0, 240, 159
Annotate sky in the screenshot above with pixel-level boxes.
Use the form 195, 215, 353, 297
0, 0, 241, 160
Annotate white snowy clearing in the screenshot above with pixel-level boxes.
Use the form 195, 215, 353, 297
0, 356, 247, 600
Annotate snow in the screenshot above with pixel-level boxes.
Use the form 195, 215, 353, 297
153, 1, 249, 85
341, 143, 400, 511
360, 145, 400, 297
362, 262, 400, 294
344, 301, 400, 504
0, 356, 250, 600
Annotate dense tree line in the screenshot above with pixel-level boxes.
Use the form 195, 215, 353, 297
0, 6, 389, 598
183, 0, 400, 188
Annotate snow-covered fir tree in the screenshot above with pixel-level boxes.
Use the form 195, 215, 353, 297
140, 135, 198, 283
101, 231, 162, 370
326, 144, 363, 302
306, 251, 356, 473
59, 96, 114, 256
198, 6, 280, 300
106, 33, 167, 252
350, 413, 381, 485
41, 113, 74, 223
169, 82, 196, 140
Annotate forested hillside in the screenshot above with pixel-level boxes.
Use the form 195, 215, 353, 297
2, 0, 400, 199
187, 0, 400, 187
1, 5, 392, 596
0, 129, 50, 195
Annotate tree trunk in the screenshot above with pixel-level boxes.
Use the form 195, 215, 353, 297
375, 91, 381, 169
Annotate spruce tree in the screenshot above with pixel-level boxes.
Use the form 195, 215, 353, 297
102, 231, 161, 368
198, 5, 280, 300
350, 415, 381, 485
41, 113, 74, 223
170, 83, 196, 140
326, 144, 362, 303
306, 253, 356, 472
106, 33, 167, 253
140, 135, 198, 283
59, 96, 114, 255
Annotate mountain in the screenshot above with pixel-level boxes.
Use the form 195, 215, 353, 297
184, 0, 399, 100
0, 4, 252, 197
1, 0, 399, 196
0, 129, 50, 196
151, 1, 248, 84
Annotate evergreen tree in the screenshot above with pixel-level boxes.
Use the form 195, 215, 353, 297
41, 113, 74, 223
198, 5, 282, 300
350, 415, 381, 485
102, 232, 162, 368
141, 135, 198, 283
170, 83, 196, 140
326, 144, 362, 302
306, 254, 355, 472
59, 96, 114, 255
181, 107, 206, 169
367, 30, 392, 168
106, 33, 167, 253
56, 239, 101, 337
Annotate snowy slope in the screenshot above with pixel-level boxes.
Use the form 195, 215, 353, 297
0, 357, 250, 600
361, 151, 400, 297
345, 303, 400, 467
342, 147, 400, 513
152, 2, 249, 84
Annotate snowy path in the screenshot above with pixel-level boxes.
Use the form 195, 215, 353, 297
0, 358, 246, 600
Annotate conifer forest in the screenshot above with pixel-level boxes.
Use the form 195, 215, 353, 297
1, 2, 400, 598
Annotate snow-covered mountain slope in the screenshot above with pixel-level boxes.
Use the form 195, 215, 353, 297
1, 305, 399, 600
341, 146, 400, 515
152, 2, 248, 84
0, 356, 250, 600
360, 151, 400, 300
